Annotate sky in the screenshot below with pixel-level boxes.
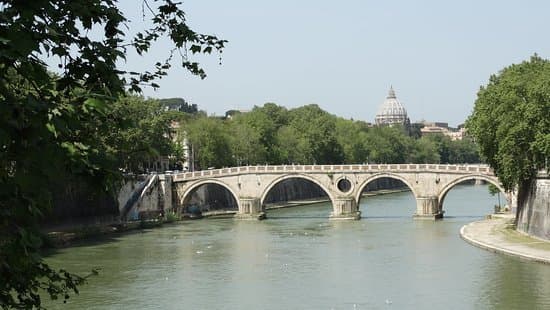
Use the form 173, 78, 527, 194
118, 0, 550, 126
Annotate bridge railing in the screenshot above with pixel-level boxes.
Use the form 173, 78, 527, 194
171, 164, 493, 181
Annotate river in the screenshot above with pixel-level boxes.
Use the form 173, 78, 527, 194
44, 184, 550, 309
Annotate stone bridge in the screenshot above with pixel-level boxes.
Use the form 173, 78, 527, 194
156, 164, 512, 220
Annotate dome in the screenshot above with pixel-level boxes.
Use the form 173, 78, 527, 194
375, 86, 409, 125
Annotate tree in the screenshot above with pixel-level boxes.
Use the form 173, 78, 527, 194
467, 55, 550, 202
234, 104, 288, 163
104, 95, 184, 173
185, 117, 232, 169
488, 183, 502, 209
0, 1, 225, 308
274, 125, 312, 164
422, 134, 452, 163
366, 126, 411, 163
228, 120, 267, 166
334, 118, 370, 164
409, 137, 440, 164
159, 98, 198, 114
447, 137, 480, 164
287, 105, 344, 164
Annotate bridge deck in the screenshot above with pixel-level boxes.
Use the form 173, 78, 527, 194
172, 164, 494, 182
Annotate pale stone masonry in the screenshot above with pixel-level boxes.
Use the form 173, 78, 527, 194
167, 164, 512, 220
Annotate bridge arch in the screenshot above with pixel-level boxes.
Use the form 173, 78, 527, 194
179, 179, 241, 211
355, 173, 418, 204
438, 174, 506, 211
259, 174, 335, 208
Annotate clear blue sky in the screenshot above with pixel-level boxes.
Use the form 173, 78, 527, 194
120, 0, 550, 126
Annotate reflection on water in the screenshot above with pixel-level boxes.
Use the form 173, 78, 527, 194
44, 185, 550, 310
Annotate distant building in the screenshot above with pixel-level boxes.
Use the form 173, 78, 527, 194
446, 127, 466, 141
159, 98, 198, 114
169, 121, 194, 171
145, 121, 194, 172
375, 86, 410, 127
418, 120, 466, 140
225, 109, 250, 119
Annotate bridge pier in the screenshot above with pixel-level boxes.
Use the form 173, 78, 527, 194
414, 196, 443, 220
235, 197, 266, 220
159, 174, 173, 218
330, 197, 361, 220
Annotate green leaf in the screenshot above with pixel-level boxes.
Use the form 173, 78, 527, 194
45, 123, 57, 137
84, 98, 108, 114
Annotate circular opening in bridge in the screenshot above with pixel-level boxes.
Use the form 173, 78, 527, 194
337, 178, 352, 193
263, 177, 331, 218
182, 183, 238, 218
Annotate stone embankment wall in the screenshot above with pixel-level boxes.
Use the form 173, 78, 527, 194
517, 178, 550, 241
43, 177, 119, 227
118, 174, 164, 220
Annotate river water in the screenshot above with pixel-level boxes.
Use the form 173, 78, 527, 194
44, 185, 550, 310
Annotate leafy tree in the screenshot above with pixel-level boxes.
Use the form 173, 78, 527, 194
488, 183, 502, 209
366, 126, 411, 163
422, 134, 452, 163
334, 118, 370, 164
467, 55, 550, 196
103, 95, 184, 173
447, 137, 480, 164
419, 134, 480, 164
287, 105, 344, 164
228, 120, 267, 165
159, 98, 198, 114
409, 123, 424, 139
235, 104, 288, 163
0, 1, 225, 308
274, 125, 312, 164
186, 117, 232, 169
409, 137, 440, 163
260, 102, 290, 128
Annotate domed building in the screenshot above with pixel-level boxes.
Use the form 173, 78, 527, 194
375, 86, 410, 127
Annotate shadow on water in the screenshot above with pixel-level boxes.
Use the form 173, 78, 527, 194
267, 216, 330, 219
41, 228, 158, 257
444, 215, 485, 219
364, 215, 412, 219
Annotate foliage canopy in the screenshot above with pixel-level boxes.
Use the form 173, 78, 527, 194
467, 55, 550, 192
183, 103, 480, 169
0, 0, 225, 308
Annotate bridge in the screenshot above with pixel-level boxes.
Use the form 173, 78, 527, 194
153, 164, 512, 220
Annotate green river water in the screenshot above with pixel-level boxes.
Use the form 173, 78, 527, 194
44, 185, 550, 309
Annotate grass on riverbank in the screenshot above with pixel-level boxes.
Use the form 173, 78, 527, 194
492, 219, 550, 251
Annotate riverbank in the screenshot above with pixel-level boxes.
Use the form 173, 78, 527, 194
460, 214, 550, 264
43, 220, 167, 248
